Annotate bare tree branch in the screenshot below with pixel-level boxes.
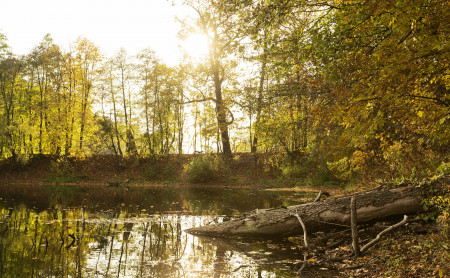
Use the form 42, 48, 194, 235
361, 215, 409, 253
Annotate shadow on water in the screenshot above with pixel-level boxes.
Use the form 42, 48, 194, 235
0, 184, 338, 277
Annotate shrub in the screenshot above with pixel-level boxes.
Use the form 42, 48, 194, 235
327, 157, 353, 182
277, 153, 338, 187
16, 154, 32, 166
186, 156, 216, 183
144, 164, 160, 180
162, 163, 178, 181
436, 162, 450, 175
50, 158, 74, 176
144, 156, 179, 182
45, 157, 87, 183
280, 163, 306, 179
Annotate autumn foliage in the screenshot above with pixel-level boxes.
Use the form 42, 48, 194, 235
0, 0, 448, 184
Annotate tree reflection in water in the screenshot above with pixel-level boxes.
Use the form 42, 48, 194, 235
0, 187, 316, 277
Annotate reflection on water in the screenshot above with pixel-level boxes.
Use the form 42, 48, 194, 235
0, 186, 314, 277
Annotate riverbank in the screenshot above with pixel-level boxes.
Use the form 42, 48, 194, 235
0, 153, 341, 188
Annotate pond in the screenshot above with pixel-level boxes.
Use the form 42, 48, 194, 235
0, 184, 332, 277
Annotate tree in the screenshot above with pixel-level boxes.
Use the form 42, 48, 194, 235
136, 49, 158, 154
113, 48, 137, 155
0, 35, 23, 157
179, 0, 248, 159
61, 49, 78, 156
303, 0, 450, 177
100, 58, 123, 155
136, 50, 186, 155
234, 0, 449, 179
28, 35, 55, 154
74, 37, 102, 154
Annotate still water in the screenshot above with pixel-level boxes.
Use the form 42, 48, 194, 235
0, 185, 315, 277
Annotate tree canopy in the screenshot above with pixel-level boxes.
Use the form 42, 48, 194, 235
0, 0, 448, 181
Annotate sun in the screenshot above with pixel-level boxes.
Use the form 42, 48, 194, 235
182, 33, 209, 59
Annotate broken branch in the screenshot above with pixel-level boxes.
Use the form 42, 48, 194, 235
351, 195, 361, 257
292, 210, 308, 249
360, 215, 409, 253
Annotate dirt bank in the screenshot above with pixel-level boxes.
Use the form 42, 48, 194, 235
0, 153, 284, 187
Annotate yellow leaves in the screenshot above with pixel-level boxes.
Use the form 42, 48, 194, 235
327, 157, 353, 181
429, 76, 439, 84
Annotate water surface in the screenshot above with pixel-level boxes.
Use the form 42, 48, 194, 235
0, 185, 322, 277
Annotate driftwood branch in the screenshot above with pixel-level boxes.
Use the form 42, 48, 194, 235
292, 210, 308, 248
293, 209, 309, 273
314, 190, 330, 202
351, 195, 361, 257
360, 215, 409, 253
314, 190, 323, 202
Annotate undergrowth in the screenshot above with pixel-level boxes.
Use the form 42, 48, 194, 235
186, 155, 230, 183
43, 158, 87, 183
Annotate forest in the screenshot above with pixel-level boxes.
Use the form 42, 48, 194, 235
0, 1, 449, 277
0, 0, 449, 183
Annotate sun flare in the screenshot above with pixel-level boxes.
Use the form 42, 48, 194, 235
182, 33, 209, 59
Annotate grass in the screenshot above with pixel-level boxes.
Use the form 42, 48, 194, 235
42, 174, 89, 183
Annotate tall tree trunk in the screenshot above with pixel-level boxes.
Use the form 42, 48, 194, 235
177, 101, 184, 155
79, 90, 87, 151
151, 99, 156, 154
302, 96, 308, 149
110, 77, 122, 156
39, 83, 44, 154
1, 74, 17, 157
3, 103, 14, 157
120, 67, 130, 154
213, 67, 231, 159
144, 80, 151, 154
79, 71, 90, 151
252, 33, 267, 153
64, 61, 75, 156
27, 76, 34, 155
209, 29, 231, 159
193, 106, 198, 153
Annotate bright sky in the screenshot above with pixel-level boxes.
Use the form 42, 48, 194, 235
0, 0, 195, 65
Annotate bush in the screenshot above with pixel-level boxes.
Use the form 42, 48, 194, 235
436, 162, 450, 175
162, 163, 178, 181
186, 156, 216, 183
45, 157, 87, 183
327, 157, 353, 182
144, 156, 180, 182
144, 164, 160, 180
277, 153, 337, 187
49, 158, 74, 176
280, 163, 306, 179
16, 154, 32, 166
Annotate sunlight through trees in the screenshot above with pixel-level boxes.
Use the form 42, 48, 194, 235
0, 0, 448, 181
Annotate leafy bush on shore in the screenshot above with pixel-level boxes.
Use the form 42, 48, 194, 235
186, 155, 221, 183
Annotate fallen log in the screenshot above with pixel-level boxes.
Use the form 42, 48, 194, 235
186, 186, 423, 238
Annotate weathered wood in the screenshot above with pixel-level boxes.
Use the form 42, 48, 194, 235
351, 194, 361, 257
186, 186, 422, 238
360, 215, 409, 253
292, 210, 308, 248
